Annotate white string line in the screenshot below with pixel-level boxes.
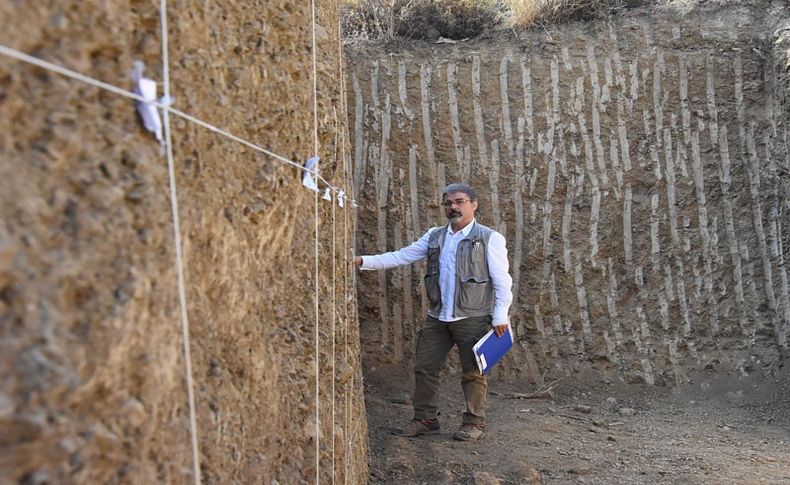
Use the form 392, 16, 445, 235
336, 19, 351, 483
312, 148, 320, 485
329, 108, 341, 484
311, 0, 320, 157
344, 404, 366, 484
310, 1, 321, 484
0, 43, 355, 204
159, 2, 201, 484
339, 39, 352, 485
331, 172, 337, 485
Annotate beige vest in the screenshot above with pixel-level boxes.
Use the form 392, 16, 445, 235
425, 222, 495, 319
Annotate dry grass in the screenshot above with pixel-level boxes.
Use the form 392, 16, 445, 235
507, 0, 622, 27
342, 0, 736, 41
655, 0, 716, 16
342, 0, 508, 42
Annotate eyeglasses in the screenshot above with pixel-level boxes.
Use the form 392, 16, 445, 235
441, 198, 471, 208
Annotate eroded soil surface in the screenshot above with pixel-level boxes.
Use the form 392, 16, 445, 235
364, 364, 790, 484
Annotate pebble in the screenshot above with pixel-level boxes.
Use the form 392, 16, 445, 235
0, 391, 13, 418
121, 398, 147, 428
575, 404, 593, 414
618, 407, 636, 416
437, 470, 455, 484
472, 470, 502, 485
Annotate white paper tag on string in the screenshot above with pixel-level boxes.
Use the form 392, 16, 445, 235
337, 190, 345, 208
322, 188, 332, 201
132, 61, 163, 142
302, 156, 320, 192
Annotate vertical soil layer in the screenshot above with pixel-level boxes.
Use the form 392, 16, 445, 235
349, 3, 790, 387
0, 0, 368, 483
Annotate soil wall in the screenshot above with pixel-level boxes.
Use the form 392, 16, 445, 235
348, 3, 790, 386
0, 0, 367, 483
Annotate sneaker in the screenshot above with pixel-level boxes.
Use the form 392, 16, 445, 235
391, 418, 440, 437
453, 423, 485, 441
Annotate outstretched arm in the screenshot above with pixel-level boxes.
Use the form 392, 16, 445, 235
354, 228, 435, 271
487, 232, 514, 337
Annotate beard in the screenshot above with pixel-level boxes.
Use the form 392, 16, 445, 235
447, 211, 461, 222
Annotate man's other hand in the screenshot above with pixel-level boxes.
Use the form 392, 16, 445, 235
493, 324, 508, 337
353, 256, 362, 267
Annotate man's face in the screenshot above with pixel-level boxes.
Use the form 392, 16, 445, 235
442, 191, 478, 227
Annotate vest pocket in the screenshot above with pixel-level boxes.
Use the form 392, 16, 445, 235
425, 274, 441, 306
425, 246, 441, 306
426, 247, 440, 275
458, 276, 488, 310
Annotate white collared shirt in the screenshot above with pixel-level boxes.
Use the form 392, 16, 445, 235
360, 220, 513, 325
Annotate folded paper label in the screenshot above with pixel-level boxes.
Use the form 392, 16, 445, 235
132, 61, 163, 142
302, 156, 320, 192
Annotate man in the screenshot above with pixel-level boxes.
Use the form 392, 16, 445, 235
354, 183, 513, 441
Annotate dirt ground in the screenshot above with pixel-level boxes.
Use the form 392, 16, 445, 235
363, 362, 790, 484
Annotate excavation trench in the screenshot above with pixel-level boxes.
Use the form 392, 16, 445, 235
1, 1, 789, 483
349, 2, 790, 483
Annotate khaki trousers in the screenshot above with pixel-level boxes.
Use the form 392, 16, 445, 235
412, 315, 492, 425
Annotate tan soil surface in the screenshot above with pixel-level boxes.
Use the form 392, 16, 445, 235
0, 0, 367, 482
364, 363, 790, 484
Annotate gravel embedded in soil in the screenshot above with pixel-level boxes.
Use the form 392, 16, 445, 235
364, 364, 790, 484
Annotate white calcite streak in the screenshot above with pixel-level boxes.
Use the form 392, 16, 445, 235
705, 50, 719, 145
408, 146, 420, 243
419, 64, 442, 204
352, 72, 365, 195
521, 55, 535, 155
393, 212, 404, 361
691, 129, 720, 333
610, 132, 623, 200
490, 140, 503, 234
746, 124, 777, 316
447, 62, 466, 179
543, 148, 557, 256
472, 56, 489, 175
574, 261, 592, 339
501, 53, 515, 162
768, 198, 790, 347
624, 184, 633, 266
376, 94, 392, 347
679, 53, 692, 148
606, 258, 624, 346
717, 126, 747, 336
512, 116, 526, 310
397, 60, 414, 120
563, 176, 576, 272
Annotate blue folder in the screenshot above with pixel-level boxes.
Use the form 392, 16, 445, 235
473, 326, 514, 375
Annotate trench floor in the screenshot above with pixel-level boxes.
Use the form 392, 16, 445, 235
364, 364, 790, 484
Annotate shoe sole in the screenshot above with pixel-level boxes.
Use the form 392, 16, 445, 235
391, 429, 441, 437
453, 431, 486, 441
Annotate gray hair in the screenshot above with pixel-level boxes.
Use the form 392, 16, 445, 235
442, 183, 478, 202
